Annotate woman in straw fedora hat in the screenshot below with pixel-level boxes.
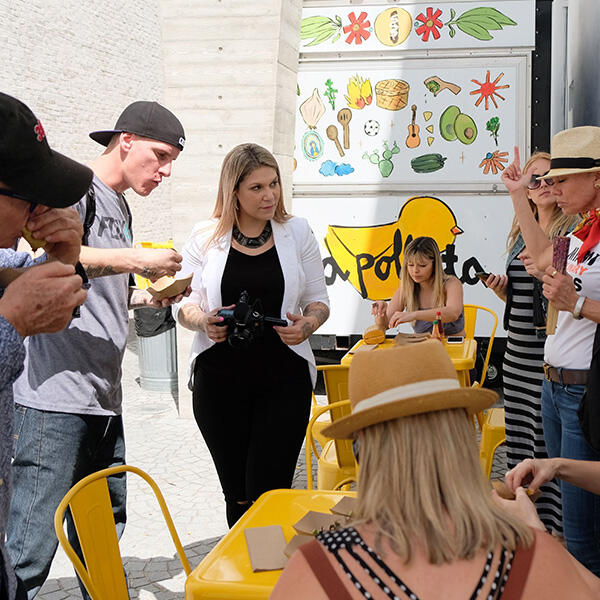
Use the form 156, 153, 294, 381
501, 127, 600, 576
272, 341, 600, 599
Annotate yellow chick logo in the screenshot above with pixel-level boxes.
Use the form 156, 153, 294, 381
324, 196, 463, 300
345, 75, 373, 109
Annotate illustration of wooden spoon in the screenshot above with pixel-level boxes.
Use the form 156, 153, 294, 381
337, 108, 352, 149
326, 124, 345, 157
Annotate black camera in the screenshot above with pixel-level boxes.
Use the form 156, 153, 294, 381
216, 290, 287, 349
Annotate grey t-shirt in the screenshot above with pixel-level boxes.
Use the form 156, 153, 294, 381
13, 175, 133, 416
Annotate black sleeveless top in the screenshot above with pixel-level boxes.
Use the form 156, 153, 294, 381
196, 246, 307, 378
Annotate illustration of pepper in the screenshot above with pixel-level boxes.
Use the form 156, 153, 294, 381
410, 153, 447, 173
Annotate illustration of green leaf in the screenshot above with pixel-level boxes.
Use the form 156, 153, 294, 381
448, 24, 456, 38
457, 21, 493, 41
458, 15, 503, 30
305, 28, 337, 47
458, 7, 517, 26
332, 32, 341, 43
450, 8, 456, 20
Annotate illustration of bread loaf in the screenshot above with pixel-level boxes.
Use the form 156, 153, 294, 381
375, 79, 410, 110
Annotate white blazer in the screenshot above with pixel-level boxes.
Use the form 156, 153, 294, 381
172, 216, 330, 388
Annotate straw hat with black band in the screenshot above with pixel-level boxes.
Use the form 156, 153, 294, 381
322, 340, 497, 440
539, 126, 600, 180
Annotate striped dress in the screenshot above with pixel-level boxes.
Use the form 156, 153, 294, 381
502, 258, 563, 534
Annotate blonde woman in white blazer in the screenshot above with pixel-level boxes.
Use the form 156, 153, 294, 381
173, 144, 329, 527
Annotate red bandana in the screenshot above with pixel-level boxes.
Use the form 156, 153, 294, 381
573, 209, 600, 264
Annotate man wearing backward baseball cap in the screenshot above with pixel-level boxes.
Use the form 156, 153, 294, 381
0, 92, 91, 600
7, 101, 189, 599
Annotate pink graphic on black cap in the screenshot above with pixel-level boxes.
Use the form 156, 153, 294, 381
34, 120, 46, 142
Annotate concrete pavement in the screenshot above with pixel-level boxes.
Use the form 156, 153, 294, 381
36, 323, 506, 599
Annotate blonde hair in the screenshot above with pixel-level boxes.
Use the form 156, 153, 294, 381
506, 151, 578, 250
400, 237, 448, 314
206, 143, 290, 246
352, 409, 533, 564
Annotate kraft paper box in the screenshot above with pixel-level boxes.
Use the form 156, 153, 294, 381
293, 511, 347, 535
146, 273, 192, 301
283, 534, 314, 558
330, 496, 357, 517
244, 525, 287, 572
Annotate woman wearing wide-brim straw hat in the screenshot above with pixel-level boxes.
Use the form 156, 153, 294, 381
272, 341, 600, 599
501, 126, 600, 577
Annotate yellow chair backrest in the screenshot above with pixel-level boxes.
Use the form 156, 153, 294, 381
305, 400, 354, 489
54, 465, 191, 600
317, 364, 354, 467
463, 304, 498, 388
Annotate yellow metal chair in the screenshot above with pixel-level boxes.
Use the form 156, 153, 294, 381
464, 304, 506, 476
54, 465, 191, 600
310, 364, 350, 451
305, 400, 357, 491
479, 407, 507, 477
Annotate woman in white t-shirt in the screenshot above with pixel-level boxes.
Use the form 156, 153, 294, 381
501, 127, 600, 576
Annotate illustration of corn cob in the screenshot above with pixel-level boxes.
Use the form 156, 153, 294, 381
300, 15, 343, 47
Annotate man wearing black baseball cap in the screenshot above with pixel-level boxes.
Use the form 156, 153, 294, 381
0, 92, 91, 600
7, 100, 189, 599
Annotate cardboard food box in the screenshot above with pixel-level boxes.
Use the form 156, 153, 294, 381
146, 273, 192, 301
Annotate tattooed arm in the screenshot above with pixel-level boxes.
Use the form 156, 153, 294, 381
273, 301, 330, 346
79, 246, 183, 279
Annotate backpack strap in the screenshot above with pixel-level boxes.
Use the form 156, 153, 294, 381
81, 185, 96, 246
501, 533, 537, 600
297, 539, 354, 600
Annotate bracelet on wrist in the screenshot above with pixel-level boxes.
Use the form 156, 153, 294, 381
572, 295, 586, 320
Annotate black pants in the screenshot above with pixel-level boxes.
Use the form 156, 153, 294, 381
193, 354, 312, 527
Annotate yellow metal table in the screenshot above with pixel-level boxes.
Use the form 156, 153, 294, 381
341, 338, 477, 387
185, 488, 357, 599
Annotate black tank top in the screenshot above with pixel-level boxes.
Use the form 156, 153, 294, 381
196, 246, 307, 378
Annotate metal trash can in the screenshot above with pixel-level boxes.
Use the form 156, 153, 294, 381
134, 307, 178, 392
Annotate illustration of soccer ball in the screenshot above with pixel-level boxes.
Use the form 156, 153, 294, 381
364, 120, 380, 136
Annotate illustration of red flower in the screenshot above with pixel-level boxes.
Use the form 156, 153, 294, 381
415, 7, 443, 42
343, 11, 371, 45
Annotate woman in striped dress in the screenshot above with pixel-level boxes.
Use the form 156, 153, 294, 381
485, 152, 578, 533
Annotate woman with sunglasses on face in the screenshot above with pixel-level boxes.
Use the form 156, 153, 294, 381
501, 128, 600, 576
484, 152, 577, 536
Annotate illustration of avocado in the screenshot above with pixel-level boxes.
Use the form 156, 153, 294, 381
455, 114, 477, 145
440, 106, 461, 141
439, 106, 478, 145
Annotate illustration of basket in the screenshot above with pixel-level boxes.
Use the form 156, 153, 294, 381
375, 79, 410, 110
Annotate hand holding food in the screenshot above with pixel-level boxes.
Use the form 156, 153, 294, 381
505, 457, 559, 494
24, 206, 83, 265
135, 248, 183, 281
0, 261, 87, 336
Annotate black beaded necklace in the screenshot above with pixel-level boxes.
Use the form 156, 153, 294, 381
232, 221, 272, 248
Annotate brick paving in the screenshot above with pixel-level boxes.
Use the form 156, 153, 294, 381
36, 324, 506, 599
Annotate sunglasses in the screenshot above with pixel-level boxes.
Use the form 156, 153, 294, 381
527, 173, 555, 190
0, 188, 38, 213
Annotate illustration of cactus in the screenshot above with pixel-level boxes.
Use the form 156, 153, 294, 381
324, 79, 338, 110
363, 141, 401, 178
486, 116, 500, 146
445, 7, 517, 41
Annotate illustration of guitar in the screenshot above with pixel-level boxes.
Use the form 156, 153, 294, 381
406, 104, 421, 148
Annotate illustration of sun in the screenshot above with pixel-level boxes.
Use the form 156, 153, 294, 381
470, 71, 510, 110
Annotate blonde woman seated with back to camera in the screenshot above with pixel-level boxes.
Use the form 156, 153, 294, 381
271, 341, 600, 599
372, 236, 465, 335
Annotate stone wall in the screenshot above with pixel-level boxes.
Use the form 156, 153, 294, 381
0, 0, 173, 240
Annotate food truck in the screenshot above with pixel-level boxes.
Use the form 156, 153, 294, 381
292, 0, 552, 385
